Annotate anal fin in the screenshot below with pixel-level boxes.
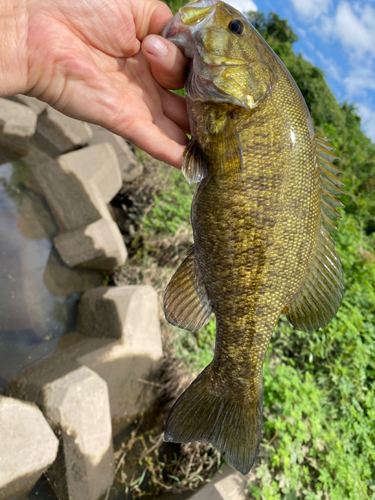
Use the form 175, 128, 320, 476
164, 246, 212, 332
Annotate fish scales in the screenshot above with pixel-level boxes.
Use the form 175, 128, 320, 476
162, 0, 344, 475
192, 94, 317, 391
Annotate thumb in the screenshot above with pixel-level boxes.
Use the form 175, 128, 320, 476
142, 35, 188, 90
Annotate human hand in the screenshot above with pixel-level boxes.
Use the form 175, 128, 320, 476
1, 0, 189, 167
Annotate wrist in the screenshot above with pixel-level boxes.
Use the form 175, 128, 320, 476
0, 0, 28, 97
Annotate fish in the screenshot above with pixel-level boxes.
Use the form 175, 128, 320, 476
161, 0, 344, 475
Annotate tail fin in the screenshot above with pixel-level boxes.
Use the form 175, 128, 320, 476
164, 366, 263, 475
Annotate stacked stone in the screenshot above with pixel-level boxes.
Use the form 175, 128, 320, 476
6, 286, 163, 500
0, 97, 157, 500
0, 98, 38, 156
31, 143, 127, 271
1, 95, 144, 272
0, 396, 58, 500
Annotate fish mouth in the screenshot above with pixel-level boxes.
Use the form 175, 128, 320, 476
162, 1, 218, 58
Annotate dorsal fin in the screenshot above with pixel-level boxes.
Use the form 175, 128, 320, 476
285, 135, 345, 332
285, 227, 345, 332
316, 135, 345, 210
316, 135, 345, 233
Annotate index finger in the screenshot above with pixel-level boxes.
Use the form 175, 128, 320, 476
132, 0, 174, 39
142, 35, 188, 90
119, 116, 188, 168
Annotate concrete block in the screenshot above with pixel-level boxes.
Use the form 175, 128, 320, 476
0, 98, 37, 156
23, 141, 58, 173
30, 157, 109, 231
35, 107, 93, 156
17, 188, 58, 240
8, 337, 112, 406
0, 396, 58, 500
10, 285, 163, 435
77, 285, 163, 433
60, 143, 122, 202
78, 341, 162, 435
77, 286, 162, 349
40, 366, 114, 500
188, 465, 247, 500
54, 217, 127, 271
30, 149, 127, 273
7, 94, 48, 115
119, 140, 143, 183
89, 124, 143, 182
43, 249, 104, 297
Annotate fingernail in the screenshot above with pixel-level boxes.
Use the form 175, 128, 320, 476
145, 36, 168, 57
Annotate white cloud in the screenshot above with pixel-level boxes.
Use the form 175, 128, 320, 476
356, 103, 375, 141
296, 27, 307, 38
225, 0, 258, 14
314, 1, 375, 98
334, 2, 375, 58
344, 66, 375, 97
318, 14, 334, 38
311, 2, 375, 99
290, 0, 332, 20
299, 50, 314, 64
316, 51, 341, 82
318, 2, 375, 60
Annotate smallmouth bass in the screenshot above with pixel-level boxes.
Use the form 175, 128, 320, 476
162, 0, 344, 475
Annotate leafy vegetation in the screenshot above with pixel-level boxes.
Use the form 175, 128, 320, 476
117, 4, 375, 499
162, 0, 186, 15
142, 168, 194, 235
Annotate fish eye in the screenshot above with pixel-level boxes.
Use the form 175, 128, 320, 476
228, 19, 245, 35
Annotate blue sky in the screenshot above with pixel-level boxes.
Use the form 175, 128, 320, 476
226, 0, 375, 141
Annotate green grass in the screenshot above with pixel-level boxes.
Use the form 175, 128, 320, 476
161, 0, 187, 15
142, 168, 194, 236
172, 317, 216, 375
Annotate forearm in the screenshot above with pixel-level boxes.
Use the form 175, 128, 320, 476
0, 0, 28, 97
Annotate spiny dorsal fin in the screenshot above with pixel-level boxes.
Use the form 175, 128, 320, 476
164, 246, 212, 332
285, 135, 345, 332
316, 135, 345, 225
316, 135, 345, 232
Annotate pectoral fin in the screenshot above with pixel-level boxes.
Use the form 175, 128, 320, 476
164, 246, 212, 332
182, 139, 208, 184
212, 117, 243, 185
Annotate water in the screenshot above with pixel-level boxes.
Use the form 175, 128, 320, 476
0, 159, 103, 393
